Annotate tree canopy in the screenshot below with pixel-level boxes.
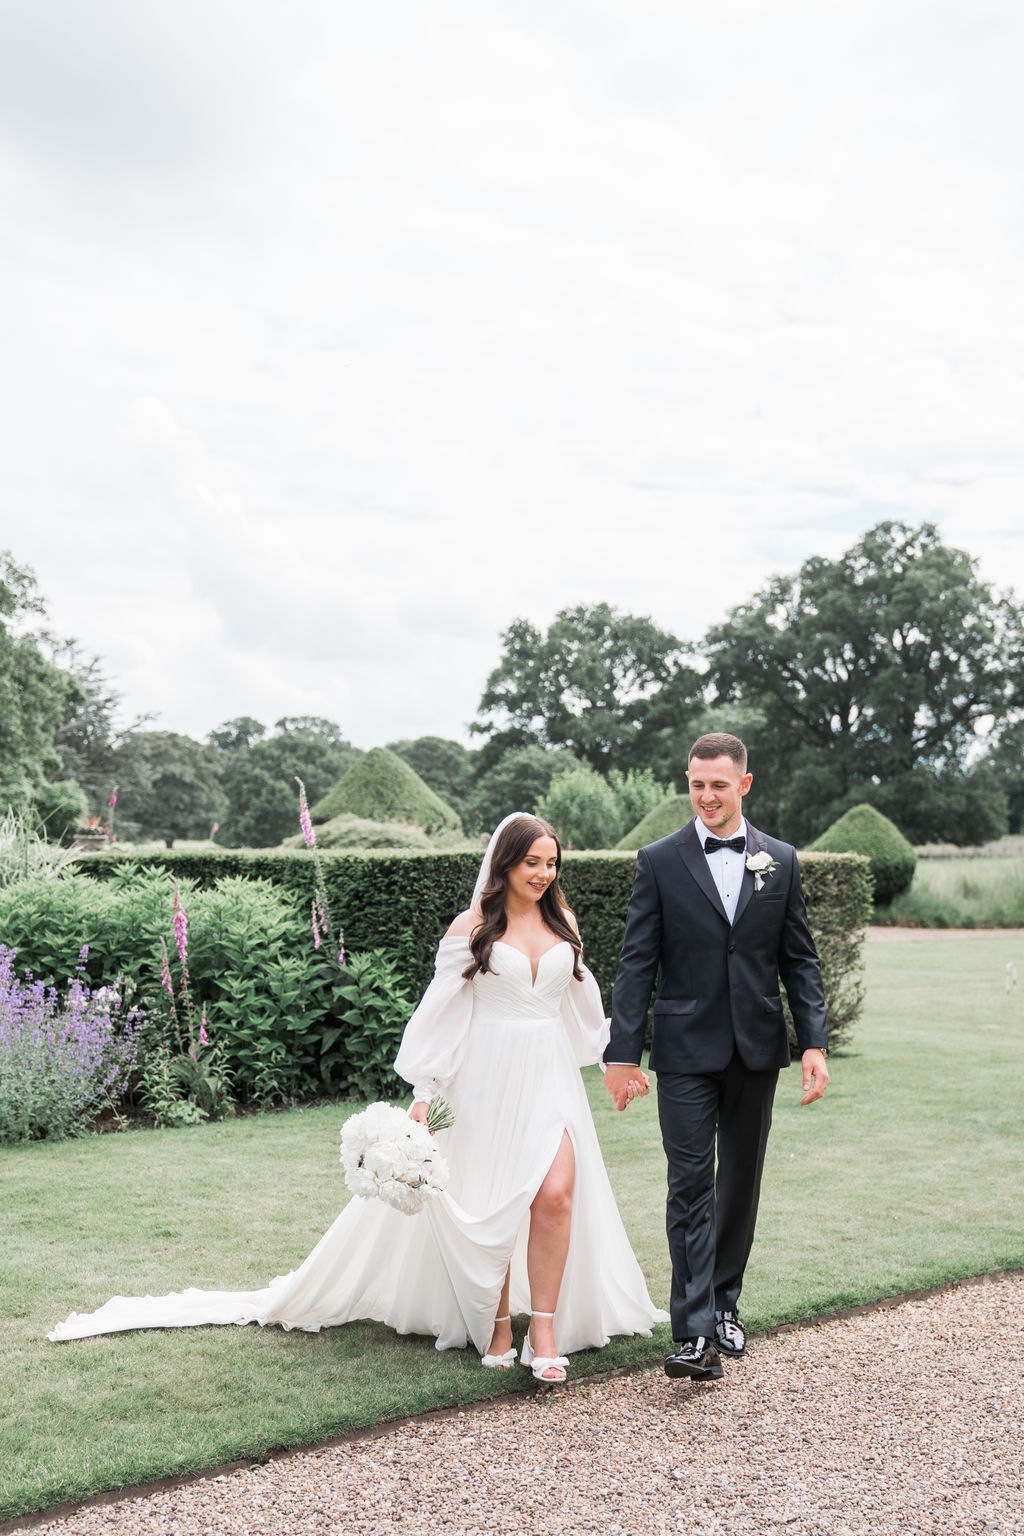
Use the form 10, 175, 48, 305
214, 721, 361, 848
109, 731, 226, 847
473, 602, 701, 773
703, 521, 1024, 842
0, 553, 78, 814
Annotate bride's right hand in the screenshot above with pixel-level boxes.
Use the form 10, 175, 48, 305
409, 1100, 431, 1130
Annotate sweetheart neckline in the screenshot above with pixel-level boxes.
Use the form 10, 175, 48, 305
492, 939, 570, 988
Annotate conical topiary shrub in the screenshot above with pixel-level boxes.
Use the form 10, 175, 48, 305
616, 795, 694, 850
809, 803, 916, 905
309, 748, 462, 834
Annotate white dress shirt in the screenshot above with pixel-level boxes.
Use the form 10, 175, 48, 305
695, 815, 748, 926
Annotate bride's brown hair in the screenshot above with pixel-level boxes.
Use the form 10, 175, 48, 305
464, 814, 583, 982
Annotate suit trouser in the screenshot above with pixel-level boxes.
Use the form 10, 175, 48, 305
656, 1053, 779, 1342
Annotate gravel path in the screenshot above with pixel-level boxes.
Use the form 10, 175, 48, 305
16, 1273, 1022, 1536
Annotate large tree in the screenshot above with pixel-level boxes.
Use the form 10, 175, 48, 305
704, 521, 1024, 843
466, 744, 581, 833
0, 553, 79, 814
214, 720, 361, 848
473, 603, 701, 773
110, 731, 227, 847
975, 718, 1024, 837
50, 642, 154, 818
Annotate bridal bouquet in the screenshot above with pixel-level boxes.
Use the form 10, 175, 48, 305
340, 1097, 454, 1215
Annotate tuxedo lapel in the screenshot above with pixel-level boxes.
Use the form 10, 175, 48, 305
676, 821, 730, 924
732, 824, 766, 928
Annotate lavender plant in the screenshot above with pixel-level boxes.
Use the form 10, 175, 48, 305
0, 943, 142, 1142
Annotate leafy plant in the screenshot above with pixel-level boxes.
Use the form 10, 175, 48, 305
0, 867, 338, 1109
327, 949, 414, 1100
0, 808, 81, 888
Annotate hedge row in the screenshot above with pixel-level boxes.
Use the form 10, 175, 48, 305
76, 846, 873, 1050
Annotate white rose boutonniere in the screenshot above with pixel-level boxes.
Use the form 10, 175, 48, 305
746, 850, 780, 892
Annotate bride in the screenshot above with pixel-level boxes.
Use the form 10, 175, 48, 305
49, 813, 667, 1382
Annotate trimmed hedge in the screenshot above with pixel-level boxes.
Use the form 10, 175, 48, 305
789, 850, 873, 1051
73, 846, 872, 1050
810, 803, 916, 905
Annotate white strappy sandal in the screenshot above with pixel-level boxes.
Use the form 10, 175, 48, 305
481, 1316, 518, 1370
520, 1311, 568, 1384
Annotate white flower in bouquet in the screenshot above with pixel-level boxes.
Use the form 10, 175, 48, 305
340, 1098, 452, 1215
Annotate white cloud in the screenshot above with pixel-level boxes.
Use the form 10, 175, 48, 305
2, 0, 1022, 749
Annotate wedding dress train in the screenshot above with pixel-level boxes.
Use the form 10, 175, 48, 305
49, 937, 667, 1354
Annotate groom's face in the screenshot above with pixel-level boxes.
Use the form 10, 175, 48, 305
686, 754, 753, 837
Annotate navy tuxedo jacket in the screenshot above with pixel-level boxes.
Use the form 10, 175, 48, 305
608, 819, 828, 1074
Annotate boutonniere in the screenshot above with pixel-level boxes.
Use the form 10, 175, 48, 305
746, 850, 780, 892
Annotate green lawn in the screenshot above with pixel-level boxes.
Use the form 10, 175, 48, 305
2, 933, 1022, 1523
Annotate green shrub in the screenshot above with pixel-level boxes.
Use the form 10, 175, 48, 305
538, 765, 623, 849
328, 949, 415, 1100
607, 768, 672, 837
311, 748, 462, 834
810, 803, 916, 905
282, 814, 433, 851
616, 795, 693, 850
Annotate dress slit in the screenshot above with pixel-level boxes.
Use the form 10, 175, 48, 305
48, 939, 668, 1353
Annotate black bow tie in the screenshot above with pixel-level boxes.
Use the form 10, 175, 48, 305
704, 836, 746, 854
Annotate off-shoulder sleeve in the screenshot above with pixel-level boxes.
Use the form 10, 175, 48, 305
393, 936, 475, 1097
559, 962, 611, 1067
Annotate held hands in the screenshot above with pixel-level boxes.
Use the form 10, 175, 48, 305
800, 1049, 829, 1105
603, 1063, 651, 1113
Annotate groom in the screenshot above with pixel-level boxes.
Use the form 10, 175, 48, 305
604, 733, 828, 1381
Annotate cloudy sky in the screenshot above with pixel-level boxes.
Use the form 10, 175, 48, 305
2, 0, 1021, 750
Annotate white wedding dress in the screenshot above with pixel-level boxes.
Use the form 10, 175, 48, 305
49, 937, 667, 1354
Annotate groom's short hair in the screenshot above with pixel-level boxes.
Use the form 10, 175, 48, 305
688, 733, 747, 772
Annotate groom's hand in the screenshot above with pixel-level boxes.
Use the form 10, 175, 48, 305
603, 1063, 650, 1112
800, 1049, 829, 1105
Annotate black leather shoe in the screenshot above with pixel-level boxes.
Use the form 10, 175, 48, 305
664, 1337, 724, 1381
714, 1309, 746, 1357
